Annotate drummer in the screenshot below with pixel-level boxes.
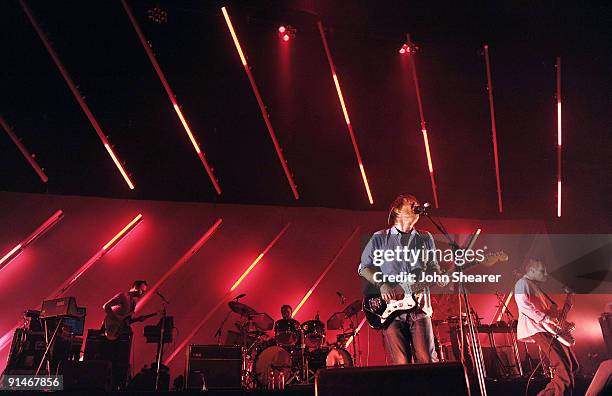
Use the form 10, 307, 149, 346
276, 304, 299, 328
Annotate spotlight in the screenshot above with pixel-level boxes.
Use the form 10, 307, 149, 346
147, 6, 167, 24
278, 24, 296, 41
399, 43, 419, 54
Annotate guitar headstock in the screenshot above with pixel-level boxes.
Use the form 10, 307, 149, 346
482, 251, 508, 267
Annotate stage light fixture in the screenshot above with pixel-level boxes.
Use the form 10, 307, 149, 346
121, 0, 221, 194
20, 0, 136, 190
318, 21, 374, 205
278, 25, 296, 42
222, 6, 299, 199
399, 43, 418, 55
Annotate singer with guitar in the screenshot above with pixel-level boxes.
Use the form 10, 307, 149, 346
358, 194, 443, 364
514, 259, 578, 396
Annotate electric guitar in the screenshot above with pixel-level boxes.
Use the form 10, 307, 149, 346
363, 251, 508, 329
542, 288, 575, 347
104, 311, 158, 341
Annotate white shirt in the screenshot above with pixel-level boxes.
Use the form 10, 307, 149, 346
514, 276, 551, 341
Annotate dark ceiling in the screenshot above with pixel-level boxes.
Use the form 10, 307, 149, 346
1, 0, 611, 229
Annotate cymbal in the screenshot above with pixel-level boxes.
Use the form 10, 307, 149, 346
250, 312, 274, 331
343, 300, 362, 317
228, 301, 257, 317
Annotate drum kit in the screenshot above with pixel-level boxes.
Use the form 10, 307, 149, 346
220, 299, 363, 389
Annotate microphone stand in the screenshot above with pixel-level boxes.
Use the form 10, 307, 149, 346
422, 211, 488, 396
155, 302, 167, 391
215, 310, 232, 345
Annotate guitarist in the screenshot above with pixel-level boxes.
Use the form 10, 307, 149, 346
514, 259, 578, 396
359, 194, 443, 364
101, 280, 149, 389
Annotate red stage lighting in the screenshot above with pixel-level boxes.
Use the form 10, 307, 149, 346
484, 45, 503, 213
318, 21, 374, 205
344, 317, 367, 348
278, 26, 286, 33
20, 0, 136, 190
230, 223, 291, 291
166, 223, 289, 365
0, 213, 143, 353
403, 34, 439, 207
0, 116, 48, 183
556, 57, 562, 218
102, 213, 143, 252
292, 227, 360, 318
121, 0, 221, 195
222, 7, 299, 199
136, 218, 222, 312
0, 210, 64, 273
282, 34, 290, 41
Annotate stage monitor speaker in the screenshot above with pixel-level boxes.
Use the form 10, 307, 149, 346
61, 360, 112, 391
315, 362, 469, 396
186, 345, 242, 390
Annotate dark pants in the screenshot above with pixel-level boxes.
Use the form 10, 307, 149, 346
531, 332, 579, 396
383, 312, 438, 364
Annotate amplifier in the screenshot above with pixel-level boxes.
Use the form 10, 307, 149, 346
186, 345, 242, 390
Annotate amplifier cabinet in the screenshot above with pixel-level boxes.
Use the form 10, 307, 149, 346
186, 345, 242, 390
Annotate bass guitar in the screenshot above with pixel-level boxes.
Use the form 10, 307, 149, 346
104, 311, 158, 341
542, 287, 575, 347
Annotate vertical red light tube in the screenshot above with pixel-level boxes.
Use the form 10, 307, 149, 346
317, 21, 374, 205
0, 116, 48, 183
556, 57, 562, 218
405, 35, 439, 208
221, 7, 299, 200
484, 45, 503, 213
121, 0, 221, 195
19, 0, 135, 190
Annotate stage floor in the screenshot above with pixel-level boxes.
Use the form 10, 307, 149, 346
2, 377, 593, 396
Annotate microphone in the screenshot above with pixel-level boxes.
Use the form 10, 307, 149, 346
155, 291, 170, 304
234, 293, 246, 300
414, 202, 430, 215
336, 291, 346, 305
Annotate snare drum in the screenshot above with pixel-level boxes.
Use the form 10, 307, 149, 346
274, 319, 300, 346
301, 319, 325, 349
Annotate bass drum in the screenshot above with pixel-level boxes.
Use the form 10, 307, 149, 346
253, 345, 292, 387
307, 347, 353, 372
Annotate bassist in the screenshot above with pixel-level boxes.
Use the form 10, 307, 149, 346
514, 259, 578, 396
